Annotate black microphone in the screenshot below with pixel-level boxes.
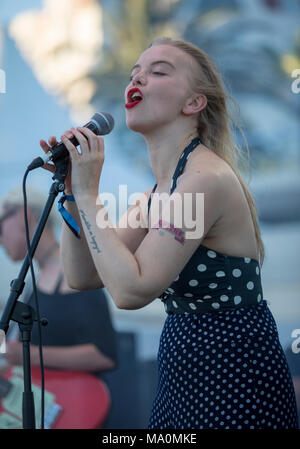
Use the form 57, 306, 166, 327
28, 112, 114, 171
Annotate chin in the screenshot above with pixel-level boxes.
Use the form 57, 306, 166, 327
9, 249, 26, 262
3, 249, 17, 261
126, 116, 144, 132
126, 116, 157, 134
11, 253, 23, 262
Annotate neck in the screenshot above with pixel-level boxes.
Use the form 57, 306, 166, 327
143, 122, 199, 188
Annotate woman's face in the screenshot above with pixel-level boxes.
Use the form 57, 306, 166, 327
0, 206, 27, 261
125, 44, 195, 134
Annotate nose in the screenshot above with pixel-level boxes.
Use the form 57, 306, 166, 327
131, 70, 147, 86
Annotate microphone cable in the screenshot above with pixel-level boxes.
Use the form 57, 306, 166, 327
22, 168, 45, 429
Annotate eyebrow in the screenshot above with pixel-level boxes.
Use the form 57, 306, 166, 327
131, 60, 176, 72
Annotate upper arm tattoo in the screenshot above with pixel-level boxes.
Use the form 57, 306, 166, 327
153, 219, 185, 245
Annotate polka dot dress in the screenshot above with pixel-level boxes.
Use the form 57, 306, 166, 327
148, 302, 298, 429
158, 245, 264, 314
147, 138, 299, 429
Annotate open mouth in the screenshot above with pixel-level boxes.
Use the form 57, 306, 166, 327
125, 88, 143, 109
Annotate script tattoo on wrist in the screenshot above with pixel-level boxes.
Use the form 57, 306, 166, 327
79, 209, 101, 253
153, 219, 185, 245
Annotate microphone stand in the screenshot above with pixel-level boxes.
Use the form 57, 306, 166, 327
0, 156, 69, 429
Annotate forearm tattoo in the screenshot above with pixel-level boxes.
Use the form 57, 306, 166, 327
153, 219, 185, 245
79, 209, 101, 254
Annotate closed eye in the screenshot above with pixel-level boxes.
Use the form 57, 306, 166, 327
129, 71, 166, 81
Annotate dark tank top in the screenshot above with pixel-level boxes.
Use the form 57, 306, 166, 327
28, 273, 117, 362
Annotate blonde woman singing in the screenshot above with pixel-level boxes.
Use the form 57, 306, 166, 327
41, 37, 298, 429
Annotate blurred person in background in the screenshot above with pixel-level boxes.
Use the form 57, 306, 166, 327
0, 186, 117, 428
41, 37, 298, 429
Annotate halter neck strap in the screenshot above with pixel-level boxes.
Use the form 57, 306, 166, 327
147, 137, 201, 216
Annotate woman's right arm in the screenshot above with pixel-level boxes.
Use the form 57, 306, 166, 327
40, 134, 102, 289
41, 134, 152, 291
60, 198, 104, 289
60, 187, 152, 290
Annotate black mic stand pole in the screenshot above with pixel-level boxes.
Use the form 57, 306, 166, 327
0, 156, 69, 429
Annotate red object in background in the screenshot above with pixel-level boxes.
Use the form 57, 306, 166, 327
0, 366, 111, 429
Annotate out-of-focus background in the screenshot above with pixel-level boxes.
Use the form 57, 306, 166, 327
0, 0, 299, 428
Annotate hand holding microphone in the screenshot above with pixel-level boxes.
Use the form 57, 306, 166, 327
33, 112, 114, 196
40, 134, 72, 190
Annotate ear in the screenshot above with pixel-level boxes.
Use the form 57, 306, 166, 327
182, 93, 207, 116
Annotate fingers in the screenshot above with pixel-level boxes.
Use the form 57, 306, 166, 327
62, 127, 92, 157
40, 136, 58, 154
42, 162, 55, 173
48, 136, 58, 147
62, 130, 74, 139
70, 127, 90, 154
77, 127, 104, 154
39, 140, 55, 172
40, 139, 50, 153
61, 132, 81, 158
55, 127, 104, 159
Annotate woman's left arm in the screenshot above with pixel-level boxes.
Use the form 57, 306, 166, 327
4, 341, 115, 372
63, 127, 225, 310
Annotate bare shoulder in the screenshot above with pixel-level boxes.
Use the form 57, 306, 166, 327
177, 145, 235, 198
183, 145, 259, 260
185, 144, 233, 176
177, 144, 248, 230
188, 145, 251, 205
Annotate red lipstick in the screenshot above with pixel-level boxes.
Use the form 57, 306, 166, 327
125, 88, 143, 109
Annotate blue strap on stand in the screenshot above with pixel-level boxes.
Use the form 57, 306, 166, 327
58, 194, 80, 239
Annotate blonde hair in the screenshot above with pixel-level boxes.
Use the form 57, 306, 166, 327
150, 37, 265, 266
0, 186, 58, 231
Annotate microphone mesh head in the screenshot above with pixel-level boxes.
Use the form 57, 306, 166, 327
92, 112, 114, 135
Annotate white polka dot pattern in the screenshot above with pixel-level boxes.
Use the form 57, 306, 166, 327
197, 264, 207, 272
147, 137, 298, 429
189, 280, 198, 287
148, 302, 299, 429
159, 246, 264, 314
207, 250, 217, 258
148, 138, 264, 314
234, 296, 242, 305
